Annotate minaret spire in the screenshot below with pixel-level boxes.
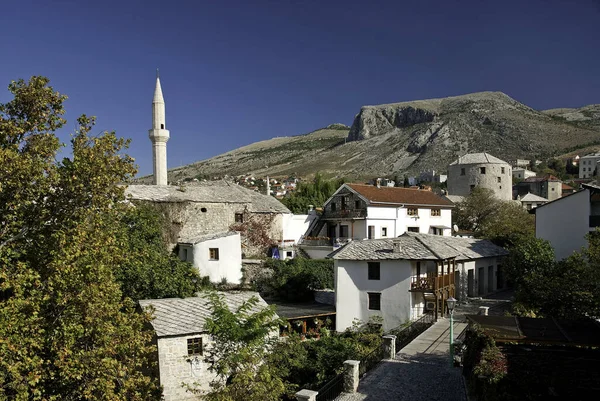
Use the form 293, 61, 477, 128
148, 72, 170, 185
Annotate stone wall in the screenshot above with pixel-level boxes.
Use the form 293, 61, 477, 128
447, 162, 512, 200
157, 334, 213, 401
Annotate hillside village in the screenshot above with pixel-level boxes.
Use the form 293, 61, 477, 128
3, 76, 600, 401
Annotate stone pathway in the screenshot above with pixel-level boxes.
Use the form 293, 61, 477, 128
335, 290, 514, 401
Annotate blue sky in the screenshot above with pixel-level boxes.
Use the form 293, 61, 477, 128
1, 0, 599, 176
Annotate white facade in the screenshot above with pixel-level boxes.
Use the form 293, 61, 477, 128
512, 168, 536, 180
149, 76, 170, 186
579, 154, 600, 178
282, 212, 318, 244
179, 232, 243, 284
535, 189, 591, 260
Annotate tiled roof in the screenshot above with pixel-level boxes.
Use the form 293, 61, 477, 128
329, 232, 508, 261
449, 153, 508, 165
139, 291, 272, 337
347, 184, 454, 207
520, 193, 548, 202
125, 180, 291, 214
179, 231, 238, 245
562, 183, 574, 190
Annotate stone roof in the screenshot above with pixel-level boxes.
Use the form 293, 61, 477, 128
449, 153, 508, 166
139, 291, 271, 337
329, 232, 508, 261
523, 175, 561, 183
520, 193, 548, 202
443, 194, 465, 204
346, 184, 454, 207
125, 180, 291, 214
179, 231, 238, 245
268, 302, 336, 319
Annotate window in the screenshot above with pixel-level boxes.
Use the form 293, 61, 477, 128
408, 227, 419, 233
201, 207, 207, 213
368, 225, 375, 239
551, 187, 555, 191
501, 167, 505, 174
381, 227, 388, 237
470, 184, 475, 192
367, 292, 381, 310
160, 123, 165, 129
183, 248, 188, 261
339, 225, 349, 238
235, 213, 244, 223
341, 196, 349, 210
480, 167, 486, 174
407, 208, 418, 216
355, 200, 361, 209
497, 177, 501, 183
460, 168, 466, 176
368, 262, 380, 280
187, 337, 202, 355
209, 248, 219, 260
286, 251, 293, 258
416, 261, 421, 277
331, 202, 336, 212
430, 208, 441, 217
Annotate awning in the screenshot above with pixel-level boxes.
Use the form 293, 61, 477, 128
431, 225, 451, 229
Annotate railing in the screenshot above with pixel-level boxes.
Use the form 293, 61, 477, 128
386, 311, 435, 350
358, 342, 386, 377
322, 209, 367, 219
410, 274, 455, 291
300, 238, 333, 246
315, 373, 344, 401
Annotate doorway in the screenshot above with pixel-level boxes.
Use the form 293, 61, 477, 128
478, 267, 485, 295
467, 270, 474, 297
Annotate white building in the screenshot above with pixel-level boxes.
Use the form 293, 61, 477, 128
578, 153, 600, 178
512, 168, 536, 180
535, 183, 600, 260
139, 292, 275, 401
331, 233, 508, 332
519, 193, 548, 210
178, 232, 242, 284
447, 153, 512, 200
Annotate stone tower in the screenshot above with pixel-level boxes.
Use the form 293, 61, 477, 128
149, 71, 170, 185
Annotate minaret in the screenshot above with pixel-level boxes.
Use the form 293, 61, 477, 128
149, 70, 170, 185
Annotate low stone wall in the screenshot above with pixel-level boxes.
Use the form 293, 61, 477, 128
242, 259, 271, 286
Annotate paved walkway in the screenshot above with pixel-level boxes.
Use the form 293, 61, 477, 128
335, 290, 514, 401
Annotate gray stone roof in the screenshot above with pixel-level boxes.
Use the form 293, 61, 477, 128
329, 232, 508, 261
449, 153, 508, 166
520, 193, 548, 202
178, 231, 238, 245
443, 194, 465, 204
125, 180, 290, 214
139, 291, 272, 337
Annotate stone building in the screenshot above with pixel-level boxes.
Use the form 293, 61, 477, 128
515, 175, 562, 201
447, 153, 512, 200
579, 153, 600, 179
139, 292, 275, 401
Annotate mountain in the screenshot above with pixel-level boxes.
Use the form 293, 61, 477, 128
149, 92, 600, 183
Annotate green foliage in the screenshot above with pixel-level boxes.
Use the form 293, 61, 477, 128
281, 173, 344, 213
115, 204, 202, 301
197, 291, 287, 401
0, 77, 160, 399
257, 258, 334, 302
463, 325, 507, 400
454, 187, 534, 246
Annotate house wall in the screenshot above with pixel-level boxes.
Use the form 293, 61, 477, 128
448, 162, 512, 200
536, 189, 590, 261
458, 257, 502, 299
282, 213, 317, 243
579, 155, 600, 178
335, 259, 412, 332
188, 234, 243, 284
157, 333, 213, 401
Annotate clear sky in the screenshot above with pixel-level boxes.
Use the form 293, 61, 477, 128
1, 0, 599, 176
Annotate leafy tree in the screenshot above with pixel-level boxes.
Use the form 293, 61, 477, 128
116, 204, 201, 301
197, 291, 287, 401
281, 173, 344, 214
0, 77, 160, 399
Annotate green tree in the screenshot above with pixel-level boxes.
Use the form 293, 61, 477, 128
116, 204, 201, 301
0, 77, 160, 399
281, 173, 344, 214
197, 292, 286, 401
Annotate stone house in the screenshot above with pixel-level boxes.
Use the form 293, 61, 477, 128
578, 153, 600, 178
178, 232, 242, 284
512, 167, 536, 180
139, 292, 275, 401
514, 175, 562, 201
518, 192, 549, 210
535, 183, 600, 260
447, 153, 512, 200
330, 233, 508, 332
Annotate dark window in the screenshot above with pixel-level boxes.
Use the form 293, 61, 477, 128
368, 293, 381, 310
235, 213, 244, 223
431, 208, 441, 217
480, 167, 486, 174
497, 177, 501, 183
470, 184, 475, 192
501, 167, 505, 174
341, 196, 349, 210
355, 200, 360, 209
201, 207, 207, 213
381, 227, 388, 237
407, 208, 418, 216
187, 337, 202, 355
160, 123, 165, 129
460, 168, 465, 176
286, 251, 293, 258
209, 248, 219, 260
368, 225, 375, 239
331, 202, 336, 212
408, 227, 419, 233
416, 261, 421, 277
339, 225, 349, 238
368, 262, 380, 280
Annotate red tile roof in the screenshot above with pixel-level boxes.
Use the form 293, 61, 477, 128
347, 184, 454, 207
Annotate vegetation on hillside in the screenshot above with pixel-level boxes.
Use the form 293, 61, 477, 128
281, 173, 344, 213
0, 77, 160, 398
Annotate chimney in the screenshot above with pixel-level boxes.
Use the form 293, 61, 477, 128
376, 178, 381, 188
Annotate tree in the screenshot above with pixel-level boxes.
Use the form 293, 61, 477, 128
116, 204, 202, 301
196, 292, 286, 401
0, 77, 160, 399
281, 173, 344, 214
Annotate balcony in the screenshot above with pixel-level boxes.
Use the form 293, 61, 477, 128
322, 208, 367, 220
410, 273, 454, 292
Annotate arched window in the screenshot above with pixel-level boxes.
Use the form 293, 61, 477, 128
161, 124, 165, 129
